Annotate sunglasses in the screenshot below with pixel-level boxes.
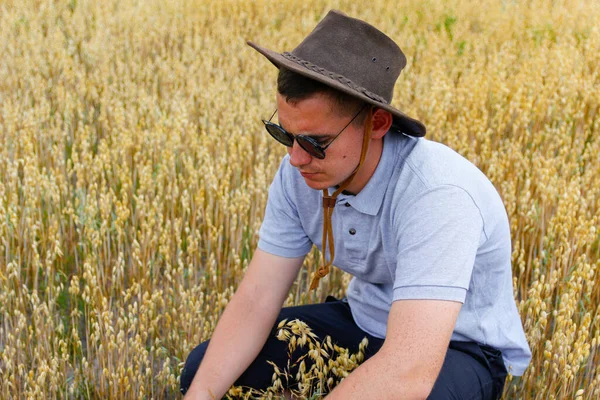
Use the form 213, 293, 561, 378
262, 105, 366, 160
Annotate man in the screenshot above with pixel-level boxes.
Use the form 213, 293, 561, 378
180, 10, 531, 399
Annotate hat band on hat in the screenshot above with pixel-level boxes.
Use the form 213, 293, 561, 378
281, 52, 388, 104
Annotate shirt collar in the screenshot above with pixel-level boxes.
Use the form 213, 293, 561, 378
328, 132, 399, 216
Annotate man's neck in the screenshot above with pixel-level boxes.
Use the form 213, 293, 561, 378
343, 138, 384, 194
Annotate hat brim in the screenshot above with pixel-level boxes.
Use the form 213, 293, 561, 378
247, 41, 426, 137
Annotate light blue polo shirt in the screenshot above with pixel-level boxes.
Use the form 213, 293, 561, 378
258, 131, 532, 376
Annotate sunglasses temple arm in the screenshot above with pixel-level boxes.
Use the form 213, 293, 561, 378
322, 104, 368, 151
268, 109, 278, 121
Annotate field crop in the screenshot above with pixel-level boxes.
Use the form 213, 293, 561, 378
0, 0, 599, 398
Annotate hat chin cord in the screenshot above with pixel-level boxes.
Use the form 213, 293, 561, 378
309, 109, 374, 290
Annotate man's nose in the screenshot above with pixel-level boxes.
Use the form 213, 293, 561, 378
288, 141, 312, 167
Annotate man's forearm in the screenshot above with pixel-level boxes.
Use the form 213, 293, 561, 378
326, 351, 436, 400
183, 287, 283, 399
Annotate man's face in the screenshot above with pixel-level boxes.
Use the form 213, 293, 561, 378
275, 92, 366, 191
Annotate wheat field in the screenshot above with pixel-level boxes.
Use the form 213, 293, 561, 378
0, 0, 598, 398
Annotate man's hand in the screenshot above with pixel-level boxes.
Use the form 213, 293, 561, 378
183, 249, 304, 400
326, 299, 461, 399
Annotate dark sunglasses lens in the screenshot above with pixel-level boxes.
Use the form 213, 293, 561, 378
296, 137, 325, 159
264, 123, 293, 147
263, 121, 326, 159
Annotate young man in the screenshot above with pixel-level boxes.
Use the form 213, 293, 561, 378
180, 10, 531, 399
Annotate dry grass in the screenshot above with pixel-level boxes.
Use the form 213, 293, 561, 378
0, 0, 598, 398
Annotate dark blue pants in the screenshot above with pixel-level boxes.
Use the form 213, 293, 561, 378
180, 297, 507, 399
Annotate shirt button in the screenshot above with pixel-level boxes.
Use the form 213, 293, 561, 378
349, 228, 356, 235
344, 202, 351, 207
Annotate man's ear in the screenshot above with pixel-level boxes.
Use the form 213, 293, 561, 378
370, 108, 393, 139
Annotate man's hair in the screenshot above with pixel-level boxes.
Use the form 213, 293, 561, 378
277, 68, 366, 125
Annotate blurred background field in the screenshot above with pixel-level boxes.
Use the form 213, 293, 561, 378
0, 0, 598, 398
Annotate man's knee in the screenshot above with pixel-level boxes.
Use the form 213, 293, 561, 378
427, 345, 501, 400
180, 340, 210, 395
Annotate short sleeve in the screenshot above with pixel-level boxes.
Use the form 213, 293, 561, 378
257, 157, 313, 258
392, 185, 484, 303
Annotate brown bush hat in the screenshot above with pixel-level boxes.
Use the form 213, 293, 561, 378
247, 9, 426, 137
